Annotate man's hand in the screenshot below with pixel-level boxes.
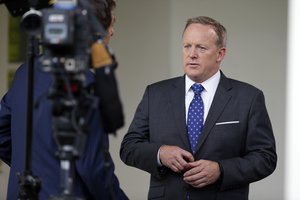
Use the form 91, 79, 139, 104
183, 159, 221, 188
159, 145, 194, 173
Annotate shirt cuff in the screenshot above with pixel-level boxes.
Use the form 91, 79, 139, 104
157, 147, 163, 166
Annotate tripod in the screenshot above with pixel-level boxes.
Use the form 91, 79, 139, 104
44, 43, 98, 199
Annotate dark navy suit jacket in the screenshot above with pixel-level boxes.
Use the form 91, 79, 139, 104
120, 72, 277, 200
0, 62, 128, 200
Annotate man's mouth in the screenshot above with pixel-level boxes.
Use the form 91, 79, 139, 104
187, 63, 199, 67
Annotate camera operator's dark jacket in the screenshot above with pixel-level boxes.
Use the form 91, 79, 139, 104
0, 61, 128, 200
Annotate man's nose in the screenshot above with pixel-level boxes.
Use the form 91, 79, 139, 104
189, 47, 198, 58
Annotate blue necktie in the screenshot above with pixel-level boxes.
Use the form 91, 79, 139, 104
187, 84, 204, 154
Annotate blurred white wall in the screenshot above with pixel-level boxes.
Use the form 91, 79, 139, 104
285, 0, 300, 199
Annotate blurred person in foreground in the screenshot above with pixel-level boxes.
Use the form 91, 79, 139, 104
120, 16, 276, 200
0, 0, 128, 199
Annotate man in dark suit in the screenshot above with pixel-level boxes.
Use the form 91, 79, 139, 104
0, 0, 128, 199
120, 16, 277, 200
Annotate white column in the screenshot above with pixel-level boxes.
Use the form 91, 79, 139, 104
285, 0, 300, 199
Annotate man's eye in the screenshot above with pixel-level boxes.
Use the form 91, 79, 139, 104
198, 46, 207, 52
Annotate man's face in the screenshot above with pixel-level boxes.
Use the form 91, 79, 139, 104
182, 23, 226, 83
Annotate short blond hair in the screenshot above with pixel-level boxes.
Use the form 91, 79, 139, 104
184, 16, 227, 48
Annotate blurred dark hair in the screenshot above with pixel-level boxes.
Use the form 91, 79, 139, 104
1, 0, 116, 28
89, 0, 116, 30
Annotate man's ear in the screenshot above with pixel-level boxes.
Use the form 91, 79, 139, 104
217, 47, 226, 63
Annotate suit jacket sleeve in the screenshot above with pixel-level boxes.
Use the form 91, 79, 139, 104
120, 85, 162, 176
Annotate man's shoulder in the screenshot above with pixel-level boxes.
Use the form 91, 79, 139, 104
228, 77, 261, 93
148, 76, 183, 88
221, 72, 262, 93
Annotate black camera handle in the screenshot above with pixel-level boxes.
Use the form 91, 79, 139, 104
17, 34, 42, 200
16, 4, 44, 199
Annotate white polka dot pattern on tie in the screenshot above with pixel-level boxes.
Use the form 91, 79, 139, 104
187, 84, 204, 154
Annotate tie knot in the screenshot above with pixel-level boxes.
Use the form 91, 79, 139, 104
191, 84, 204, 95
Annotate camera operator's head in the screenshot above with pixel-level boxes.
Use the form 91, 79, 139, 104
89, 0, 116, 44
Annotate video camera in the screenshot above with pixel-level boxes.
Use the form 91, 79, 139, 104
1, 0, 124, 199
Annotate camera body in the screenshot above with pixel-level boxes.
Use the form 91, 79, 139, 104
41, 1, 91, 74
40, 2, 95, 159
43, 9, 74, 46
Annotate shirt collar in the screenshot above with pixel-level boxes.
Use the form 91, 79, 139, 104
185, 70, 221, 95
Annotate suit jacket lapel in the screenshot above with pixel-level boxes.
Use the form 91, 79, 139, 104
169, 76, 190, 150
195, 72, 233, 153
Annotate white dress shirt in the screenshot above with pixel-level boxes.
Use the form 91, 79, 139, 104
157, 71, 221, 165
185, 70, 221, 124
